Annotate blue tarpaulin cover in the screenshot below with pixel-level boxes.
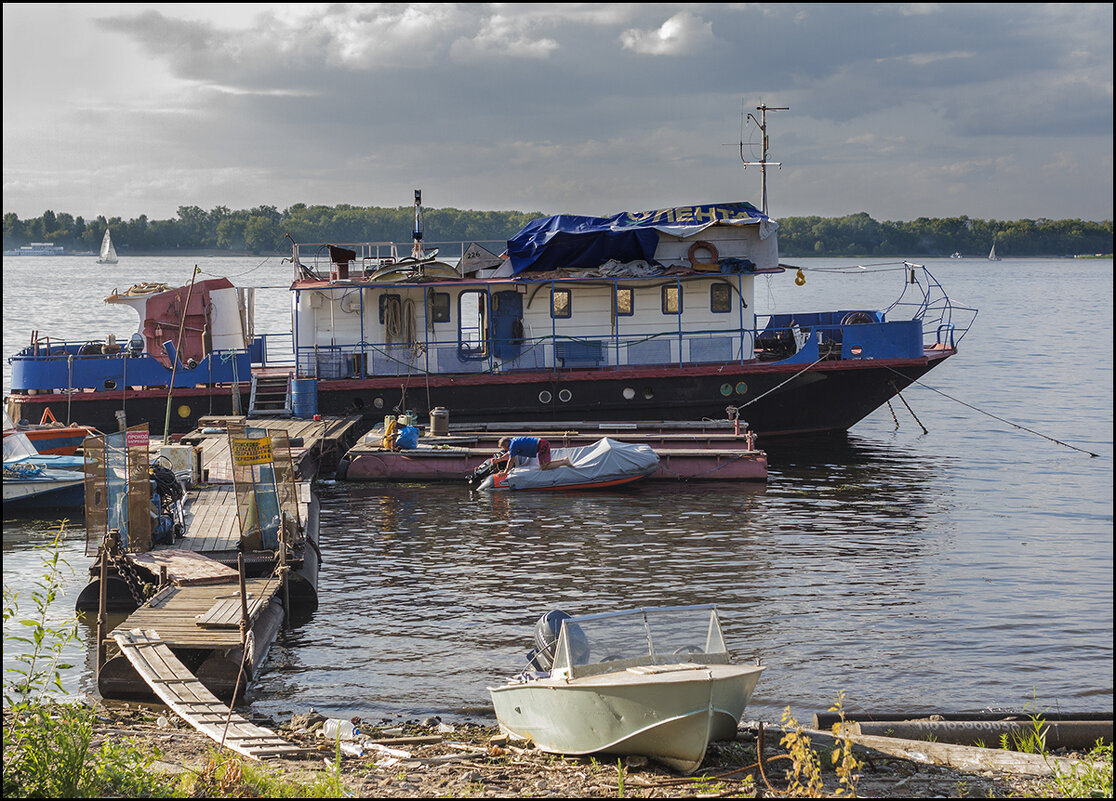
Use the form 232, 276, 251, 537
506, 203, 770, 274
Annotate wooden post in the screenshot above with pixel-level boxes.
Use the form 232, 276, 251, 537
279, 518, 290, 627
237, 553, 249, 648
163, 265, 202, 445
96, 538, 109, 676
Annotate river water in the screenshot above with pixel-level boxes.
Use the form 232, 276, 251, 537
3, 254, 1112, 724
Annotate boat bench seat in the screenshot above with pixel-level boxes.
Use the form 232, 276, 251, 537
556, 340, 605, 368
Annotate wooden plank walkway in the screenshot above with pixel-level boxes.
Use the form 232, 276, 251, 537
113, 628, 306, 761
184, 414, 362, 482
179, 484, 241, 553
129, 549, 240, 585
118, 577, 282, 649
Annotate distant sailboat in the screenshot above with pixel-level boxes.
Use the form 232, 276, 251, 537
988, 241, 1001, 261
98, 230, 118, 264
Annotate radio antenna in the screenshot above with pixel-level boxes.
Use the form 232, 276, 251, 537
738, 104, 788, 216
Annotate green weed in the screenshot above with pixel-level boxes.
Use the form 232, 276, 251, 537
1044, 739, 1114, 799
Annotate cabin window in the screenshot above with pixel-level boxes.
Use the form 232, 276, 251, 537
379, 293, 402, 324
661, 285, 682, 315
458, 290, 488, 358
710, 283, 732, 313
551, 288, 572, 319
429, 291, 450, 323
615, 287, 634, 316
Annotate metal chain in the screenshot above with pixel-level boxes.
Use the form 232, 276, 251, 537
104, 535, 151, 607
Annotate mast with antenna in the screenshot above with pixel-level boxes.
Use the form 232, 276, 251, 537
739, 104, 788, 216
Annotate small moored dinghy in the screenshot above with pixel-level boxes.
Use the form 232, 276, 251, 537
470, 437, 659, 491
488, 605, 764, 773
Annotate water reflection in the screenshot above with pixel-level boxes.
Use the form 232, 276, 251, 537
246, 435, 955, 723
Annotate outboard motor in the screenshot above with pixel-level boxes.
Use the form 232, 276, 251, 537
526, 610, 572, 671
467, 454, 503, 487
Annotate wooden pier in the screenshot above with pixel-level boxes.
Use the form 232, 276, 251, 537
98, 575, 287, 702
182, 413, 363, 480
80, 415, 345, 704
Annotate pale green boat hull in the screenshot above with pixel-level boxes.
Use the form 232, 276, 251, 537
489, 663, 764, 773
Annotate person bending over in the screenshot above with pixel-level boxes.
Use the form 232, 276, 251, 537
498, 436, 573, 471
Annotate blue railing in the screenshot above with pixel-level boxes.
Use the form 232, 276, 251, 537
292, 315, 938, 381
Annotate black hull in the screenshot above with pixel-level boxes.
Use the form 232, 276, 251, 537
6, 385, 250, 437
9, 352, 952, 440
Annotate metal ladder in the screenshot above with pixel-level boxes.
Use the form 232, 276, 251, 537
248, 373, 292, 417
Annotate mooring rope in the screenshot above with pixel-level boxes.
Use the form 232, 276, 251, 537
885, 367, 1101, 458
731, 356, 826, 412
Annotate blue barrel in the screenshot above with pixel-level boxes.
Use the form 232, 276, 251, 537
291, 378, 318, 418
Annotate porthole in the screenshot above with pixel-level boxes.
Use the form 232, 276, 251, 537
622, 387, 636, 400
850, 345, 863, 356
720, 383, 733, 396
642, 386, 654, 400
558, 389, 572, 403
103, 379, 117, 390
374, 397, 384, 409
538, 390, 553, 403
177, 404, 191, 419
735, 381, 748, 395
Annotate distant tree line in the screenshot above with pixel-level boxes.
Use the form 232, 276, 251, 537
1, 204, 544, 256
3, 205, 1112, 257
776, 212, 1113, 258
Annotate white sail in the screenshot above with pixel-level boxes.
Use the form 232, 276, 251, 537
988, 241, 1000, 261
98, 230, 119, 264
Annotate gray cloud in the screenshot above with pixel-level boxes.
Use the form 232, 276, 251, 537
4, 3, 1111, 221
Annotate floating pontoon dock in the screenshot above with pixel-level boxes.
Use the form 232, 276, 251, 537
78, 415, 355, 702
338, 419, 768, 482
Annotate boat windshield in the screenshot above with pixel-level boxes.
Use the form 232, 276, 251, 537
552, 605, 729, 677
3, 411, 41, 461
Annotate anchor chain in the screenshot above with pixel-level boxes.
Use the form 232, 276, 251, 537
102, 532, 153, 607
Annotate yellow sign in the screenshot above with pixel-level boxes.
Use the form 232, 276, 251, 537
231, 437, 273, 466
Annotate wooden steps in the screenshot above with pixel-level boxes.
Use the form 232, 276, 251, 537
112, 628, 306, 761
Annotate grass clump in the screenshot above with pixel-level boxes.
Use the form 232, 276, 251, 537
1045, 739, 1113, 798
779, 692, 861, 798
2, 525, 176, 798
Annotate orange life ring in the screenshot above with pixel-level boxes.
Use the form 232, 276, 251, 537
687, 240, 719, 268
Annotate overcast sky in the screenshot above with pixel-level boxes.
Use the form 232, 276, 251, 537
3, 3, 1112, 224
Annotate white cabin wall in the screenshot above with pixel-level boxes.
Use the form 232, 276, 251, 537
653, 224, 779, 271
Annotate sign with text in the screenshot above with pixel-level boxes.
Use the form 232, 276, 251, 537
230, 436, 273, 466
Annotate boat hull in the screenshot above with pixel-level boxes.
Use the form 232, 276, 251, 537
2, 472, 85, 510
15, 426, 95, 456
5, 349, 952, 440
489, 663, 763, 773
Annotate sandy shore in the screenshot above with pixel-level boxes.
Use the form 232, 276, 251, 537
87, 703, 1055, 797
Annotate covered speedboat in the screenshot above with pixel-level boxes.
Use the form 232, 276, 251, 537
472, 437, 659, 491
488, 605, 764, 773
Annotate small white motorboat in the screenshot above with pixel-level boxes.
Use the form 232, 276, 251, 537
3, 411, 85, 512
488, 605, 764, 773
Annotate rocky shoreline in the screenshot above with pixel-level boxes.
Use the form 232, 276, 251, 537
89, 703, 1057, 797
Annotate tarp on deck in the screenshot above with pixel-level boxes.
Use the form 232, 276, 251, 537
506, 202, 773, 274
485, 437, 659, 491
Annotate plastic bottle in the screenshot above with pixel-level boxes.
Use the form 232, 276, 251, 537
321, 718, 359, 740
339, 740, 365, 757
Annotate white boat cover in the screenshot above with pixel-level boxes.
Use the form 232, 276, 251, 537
485, 437, 659, 490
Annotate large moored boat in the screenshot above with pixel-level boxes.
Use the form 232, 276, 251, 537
5, 113, 976, 438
